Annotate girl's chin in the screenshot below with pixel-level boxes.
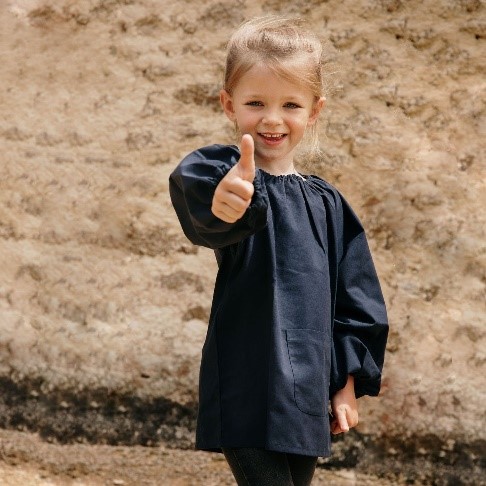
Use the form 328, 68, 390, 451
255, 141, 287, 154
254, 148, 295, 167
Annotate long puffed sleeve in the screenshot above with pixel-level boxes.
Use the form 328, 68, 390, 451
330, 195, 389, 399
169, 144, 268, 249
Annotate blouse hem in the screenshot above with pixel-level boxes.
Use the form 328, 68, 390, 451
195, 443, 331, 458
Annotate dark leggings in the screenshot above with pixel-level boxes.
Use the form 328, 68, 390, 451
222, 448, 317, 486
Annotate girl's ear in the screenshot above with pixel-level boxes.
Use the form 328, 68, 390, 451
220, 89, 236, 122
307, 96, 326, 126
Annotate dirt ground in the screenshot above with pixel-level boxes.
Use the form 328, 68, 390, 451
0, 429, 401, 486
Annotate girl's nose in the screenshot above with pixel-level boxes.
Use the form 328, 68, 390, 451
262, 108, 282, 126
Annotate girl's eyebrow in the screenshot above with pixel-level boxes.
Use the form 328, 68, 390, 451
243, 93, 306, 101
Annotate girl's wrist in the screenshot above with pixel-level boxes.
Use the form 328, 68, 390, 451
345, 375, 356, 394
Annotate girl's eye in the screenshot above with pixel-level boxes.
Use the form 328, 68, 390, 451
246, 101, 263, 107
284, 103, 301, 109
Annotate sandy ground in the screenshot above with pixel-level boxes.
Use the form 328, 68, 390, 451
0, 429, 401, 486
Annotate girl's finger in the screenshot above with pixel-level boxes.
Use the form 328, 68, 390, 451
218, 190, 251, 213
212, 210, 235, 223
238, 134, 256, 182
337, 408, 349, 433
225, 178, 254, 200
213, 201, 242, 220
330, 419, 340, 435
211, 202, 239, 223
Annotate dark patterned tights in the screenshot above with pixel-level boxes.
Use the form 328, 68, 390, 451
222, 448, 318, 486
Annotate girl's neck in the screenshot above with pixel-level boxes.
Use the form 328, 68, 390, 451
257, 166, 300, 176
255, 158, 297, 177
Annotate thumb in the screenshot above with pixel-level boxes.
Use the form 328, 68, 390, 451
337, 407, 349, 433
237, 134, 256, 182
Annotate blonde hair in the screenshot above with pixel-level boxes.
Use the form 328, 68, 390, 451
223, 16, 326, 157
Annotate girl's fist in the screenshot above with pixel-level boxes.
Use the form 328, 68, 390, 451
211, 134, 256, 223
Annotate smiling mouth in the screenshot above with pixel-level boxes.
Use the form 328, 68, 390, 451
259, 133, 287, 141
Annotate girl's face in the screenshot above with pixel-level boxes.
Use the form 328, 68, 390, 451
220, 63, 325, 170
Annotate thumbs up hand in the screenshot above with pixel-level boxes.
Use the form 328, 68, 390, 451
211, 134, 256, 223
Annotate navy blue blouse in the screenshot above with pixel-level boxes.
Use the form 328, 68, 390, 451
169, 144, 388, 457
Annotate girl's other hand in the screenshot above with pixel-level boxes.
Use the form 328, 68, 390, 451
211, 134, 256, 223
330, 375, 359, 435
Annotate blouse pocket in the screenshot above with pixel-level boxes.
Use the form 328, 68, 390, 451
285, 329, 329, 417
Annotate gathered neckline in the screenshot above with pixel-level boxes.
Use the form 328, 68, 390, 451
258, 168, 310, 182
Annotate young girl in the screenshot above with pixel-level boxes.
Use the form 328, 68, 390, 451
169, 16, 388, 486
